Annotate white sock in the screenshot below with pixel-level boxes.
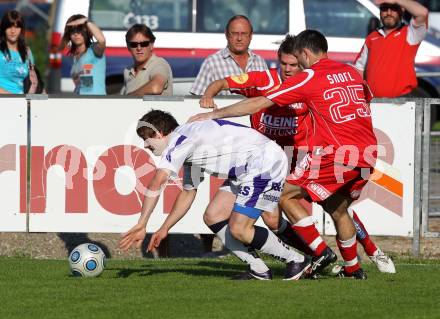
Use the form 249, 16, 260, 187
258, 229, 305, 263
216, 224, 270, 273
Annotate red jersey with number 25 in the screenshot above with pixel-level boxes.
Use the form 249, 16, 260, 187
226, 68, 312, 149
265, 58, 376, 168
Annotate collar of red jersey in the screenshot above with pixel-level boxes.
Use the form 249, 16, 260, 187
377, 22, 405, 37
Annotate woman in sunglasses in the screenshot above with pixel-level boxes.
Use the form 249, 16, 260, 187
61, 14, 106, 95
0, 10, 38, 94
121, 24, 173, 96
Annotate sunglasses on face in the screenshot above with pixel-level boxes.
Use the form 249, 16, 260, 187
379, 4, 401, 12
127, 41, 151, 48
68, 26, 83, 34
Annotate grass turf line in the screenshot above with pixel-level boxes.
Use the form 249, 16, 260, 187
0, 257, 439, 319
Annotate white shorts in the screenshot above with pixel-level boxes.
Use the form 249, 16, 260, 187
221, 141, 288, 219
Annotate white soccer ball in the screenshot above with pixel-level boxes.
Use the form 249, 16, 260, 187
68, 243, 106, 277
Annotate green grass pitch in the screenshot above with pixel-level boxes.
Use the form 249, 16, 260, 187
0, 257, 439, 319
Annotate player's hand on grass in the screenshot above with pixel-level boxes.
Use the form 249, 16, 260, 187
119, 223, 146, 251
199, 96, 218, 109
147, 227, 169, 252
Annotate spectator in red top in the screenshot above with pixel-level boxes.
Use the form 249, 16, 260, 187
355, 0, 429, 97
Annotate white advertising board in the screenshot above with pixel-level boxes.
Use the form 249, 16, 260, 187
318, 102, 415, 236
29, 97, 251, 233
29, 98, 415, 236
0, 98, 28, 231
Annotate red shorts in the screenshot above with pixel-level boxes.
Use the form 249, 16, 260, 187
286, 154, 372, 202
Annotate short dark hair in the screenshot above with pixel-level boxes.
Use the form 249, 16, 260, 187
277, 34, 296, 59
137, 110, 179, 139
293, 30, 328, 55
225, 15, 253, 34
126, 24, 156, 43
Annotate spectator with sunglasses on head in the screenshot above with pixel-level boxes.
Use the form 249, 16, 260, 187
121, 24, 173, 96
355, 0, 428, 98
61, 14, 106, 95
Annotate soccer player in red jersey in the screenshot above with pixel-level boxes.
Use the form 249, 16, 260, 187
191, 30, 381, 279
200, 34, 396, 275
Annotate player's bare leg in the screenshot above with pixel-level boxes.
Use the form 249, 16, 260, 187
279, 183, 336, 275
262, 207, 313, 255
279, 182, 309, 223
203, 190, 272, 280
322, 193, 366, 279
279, 183, 337, 276
349, 209, 396, 273
228, 210, 311, 280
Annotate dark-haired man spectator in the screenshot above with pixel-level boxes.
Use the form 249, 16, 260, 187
190, 15, 267, 96
355, 0, 428, 97
122, 24, 173, 96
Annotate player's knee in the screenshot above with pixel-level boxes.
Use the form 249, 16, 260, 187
203, 211, 214, 226
228, 221, 246, 242
280, 188, 302, 206
203, 205, 222, 225
262, 212, 278, 230
322, 195, 349, 216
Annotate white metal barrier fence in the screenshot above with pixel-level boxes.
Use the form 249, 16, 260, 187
422, 98, 440, 240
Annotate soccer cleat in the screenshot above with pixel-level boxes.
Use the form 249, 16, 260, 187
310, 247, 337, 276
369, 250, 396, 274
337, 267, 367, 280
232, 266, 273, 280
331, 263, 343, 275
283, 255, 312, 281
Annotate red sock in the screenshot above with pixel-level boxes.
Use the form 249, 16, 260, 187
292, 216, 327, 256
280, 223, 314, 255
352, 211, 378, 256
337, 235, 360, 274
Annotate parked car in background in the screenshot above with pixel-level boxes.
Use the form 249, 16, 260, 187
419, 0, 440, 30
47, 0, 440, 97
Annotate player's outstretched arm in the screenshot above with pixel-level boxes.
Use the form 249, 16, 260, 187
200, 79, 229, 109
119, 168, 170, 251
147, 189, 197, 252
189, 96, 273, 122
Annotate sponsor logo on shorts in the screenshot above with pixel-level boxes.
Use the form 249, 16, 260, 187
230, 74, 249, 84
307, 181, 331, 200
262, 193, 280, 202
271, 182, 282, 192
238, 185, 251, 196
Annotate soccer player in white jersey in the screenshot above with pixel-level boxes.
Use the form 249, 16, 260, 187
120, 109, 311, 280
